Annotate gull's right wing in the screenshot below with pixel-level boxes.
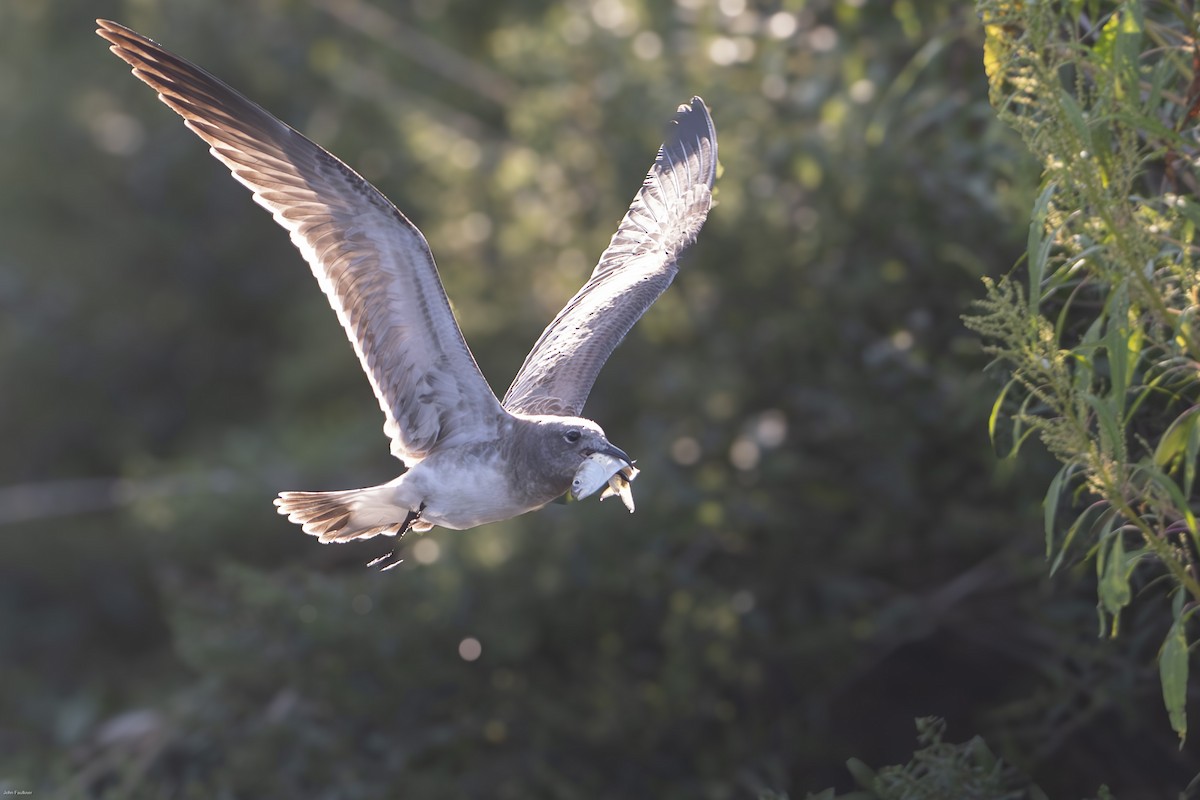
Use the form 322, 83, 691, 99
502, 98, 717, 418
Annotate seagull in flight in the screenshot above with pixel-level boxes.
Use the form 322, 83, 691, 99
97, 20, 717, 556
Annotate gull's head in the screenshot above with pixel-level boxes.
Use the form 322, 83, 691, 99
529, 416, 632, 483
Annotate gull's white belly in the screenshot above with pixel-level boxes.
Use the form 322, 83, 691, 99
394, 452, 542, 530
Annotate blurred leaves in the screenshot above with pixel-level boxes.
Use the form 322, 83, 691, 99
813, 717, 1045, 800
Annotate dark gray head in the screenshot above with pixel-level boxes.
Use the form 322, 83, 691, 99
515, 415, 631, 500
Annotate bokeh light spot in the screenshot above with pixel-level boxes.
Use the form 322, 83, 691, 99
671, 436, 702, 466
458, 637, 482, 661
754, 410, 788, 448
761, 73, 786, 100
718, 0, 746, 16
708, 37, 739, 66
809, 25, 838, 52
766, 11, 798, 40
849, 78, 876, 104
591, 0, 634, 34
632, 30, 662, 61
729, 437, 760, 471
731, 590, 756, 614
461, 211, 493, 244
412, 537, 441, 565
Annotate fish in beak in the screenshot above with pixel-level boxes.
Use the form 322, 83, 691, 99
572, 450, 639, 512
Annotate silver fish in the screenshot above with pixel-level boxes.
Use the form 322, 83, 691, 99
571, 453, 638, 513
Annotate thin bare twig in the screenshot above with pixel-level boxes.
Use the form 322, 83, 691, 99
315, 0, 516, 106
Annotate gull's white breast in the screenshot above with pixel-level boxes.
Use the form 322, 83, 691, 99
395, 448, 535, 530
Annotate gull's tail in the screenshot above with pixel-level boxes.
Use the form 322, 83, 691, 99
275, 486, 424, 543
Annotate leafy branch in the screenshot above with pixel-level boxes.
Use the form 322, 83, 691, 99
968, 0, 1200, 742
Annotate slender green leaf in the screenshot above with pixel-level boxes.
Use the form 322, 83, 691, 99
1185, 410, 1200, 498
1160, 615, 1189, 743
1026, 182, 1057, 311
1153, 405, 1200, 471
1051, 502, 1113, 576
1083, 392, 1125, 461
988, 379, 1013, 447
1056, 90, 1092, 152
1071, 317, 1104, 391
1106, 325, 1129, 420
1044, 463, 1072, 559
1098, 533, 1132, 631
1094, 4, 1144, 100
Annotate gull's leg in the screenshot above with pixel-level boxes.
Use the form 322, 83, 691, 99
367, 503, 426, 571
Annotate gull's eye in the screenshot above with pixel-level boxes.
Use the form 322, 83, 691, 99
564, 430, 582, 444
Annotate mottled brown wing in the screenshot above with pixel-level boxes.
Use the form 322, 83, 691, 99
502, 97, 717, 417
97, 20, 505, 466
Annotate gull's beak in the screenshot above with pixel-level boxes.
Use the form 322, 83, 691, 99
598, 442, 633, 468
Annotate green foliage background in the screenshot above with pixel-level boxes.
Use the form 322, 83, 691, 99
0, 0, 1193, 797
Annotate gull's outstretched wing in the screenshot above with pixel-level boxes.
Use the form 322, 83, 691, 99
98, 20, 505, 466
502, 97, 717, 417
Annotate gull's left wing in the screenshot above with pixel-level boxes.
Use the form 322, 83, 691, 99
501, 98, 717, 417
97, 20, 507, 466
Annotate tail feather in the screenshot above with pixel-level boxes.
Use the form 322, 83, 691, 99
275, 486, 415, 543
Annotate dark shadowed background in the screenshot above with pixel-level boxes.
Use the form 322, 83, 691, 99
1, 0, 1194, 797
